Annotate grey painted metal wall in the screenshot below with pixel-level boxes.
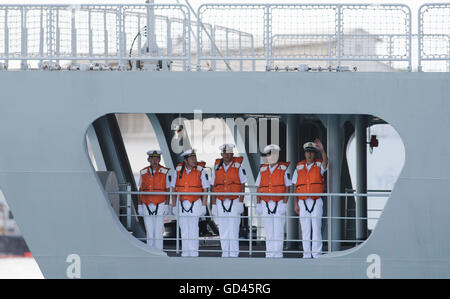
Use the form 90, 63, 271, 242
0, 72, 449, 278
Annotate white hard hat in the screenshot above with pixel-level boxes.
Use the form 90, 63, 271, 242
147, 150, 162, 157
303, 142, 319, 152
263, 144, 281, 154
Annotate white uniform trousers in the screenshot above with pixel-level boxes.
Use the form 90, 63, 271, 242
217, 198, 241, 258
177, 199, 203, 257
299, 198, 323, 258
142, 202, 166, 250
261, 200, 286, 258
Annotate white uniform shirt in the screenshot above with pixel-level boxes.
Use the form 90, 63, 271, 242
170, 166, 210, 189
291, 162, 327, 200
137, 166, 172, 190
255, 163, 291, 187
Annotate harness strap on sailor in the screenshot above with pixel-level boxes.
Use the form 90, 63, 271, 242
265, 201, 278, 215
175, 184, 202, 189
259, 184, 286, 188
145, 203, 160, 216
221, 199, 234, 213
214, 183, 241, 187
179, 163, 185, 179
181, 201, 195, 213
302, 199, 317, 214
216, 158, 224, 170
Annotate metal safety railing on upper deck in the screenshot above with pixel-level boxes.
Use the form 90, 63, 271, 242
1, 3, 450, 72
197, 4, 412, 72
0, 4, 191, 70
112, 188, 390, 257
418, 3, 450, 72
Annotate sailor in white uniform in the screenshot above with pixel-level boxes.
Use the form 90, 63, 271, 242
210, 144, 247, 257
292, 140, 328, 258
137, 150, 171, 250
255, 144, 291, 258
171, 149, 210, 257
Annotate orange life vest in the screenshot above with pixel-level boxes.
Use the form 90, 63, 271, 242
295, 159, 325, 200
175, 162, 206, 203
213, 157, 244, 201
139, 165, 169, 205
258, 162, 290, 203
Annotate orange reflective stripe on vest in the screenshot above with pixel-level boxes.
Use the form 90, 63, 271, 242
295, 159, 325, 200
139, 165, 169, 205
213, 157, 243, 201
175, 163, 204, 203
258, 162, 290, 203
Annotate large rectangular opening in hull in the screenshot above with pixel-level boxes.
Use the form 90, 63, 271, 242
86, 112, 404, 258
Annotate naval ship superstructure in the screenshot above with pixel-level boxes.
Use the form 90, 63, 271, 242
0, 2, 449, 278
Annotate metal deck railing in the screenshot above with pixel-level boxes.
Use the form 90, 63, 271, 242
112, 189, 389, 257
0, 3, 449, 72
418, 3, 450, 72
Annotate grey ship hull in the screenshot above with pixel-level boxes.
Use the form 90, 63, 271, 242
0, 71, 449, 278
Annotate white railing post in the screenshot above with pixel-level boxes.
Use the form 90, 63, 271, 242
104, 11, 108, 64
186, 9, 191, 72
48, 6, 53, 62
183, 17, 188, 71
418, 5, 423, 72
39, 7, 44, 65
176, 194, 180, 255
71, 7, 77, 62
167, 17, 172, 58
126, 183, 132, 230
123, 31, 127, 67
250, 35, 255, 71
328, 192, 332, 253
146, 4, 151, 57
88, 9, 93, 63
21, 6, 28, 70
239, 31, 243, 71
56, 9, 60, 64
4, 8, 8, 67
210, 26, 216, 71
336, 4, 342, 70
196, 12, 201, 71
118, 5, 125, 69
137, 15, 142, 60
448, 37, 450, 72
407, 6, 412, 72
388, 35, 393, 72
328, 35, 333, 66
264, 5, 271, 71
225, 28, 230, 70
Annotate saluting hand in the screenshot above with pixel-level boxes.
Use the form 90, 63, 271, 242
315, 138, 328, 168
314, 138, 324, 152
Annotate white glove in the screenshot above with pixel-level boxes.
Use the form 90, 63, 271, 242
278, 202, 287, 215
199, 205, 207, 216
137, 205, 144, 216
211, 204, 218, 216
172, 206, 178, 216
236, 202, 244, 215
256, 203, 263, 215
